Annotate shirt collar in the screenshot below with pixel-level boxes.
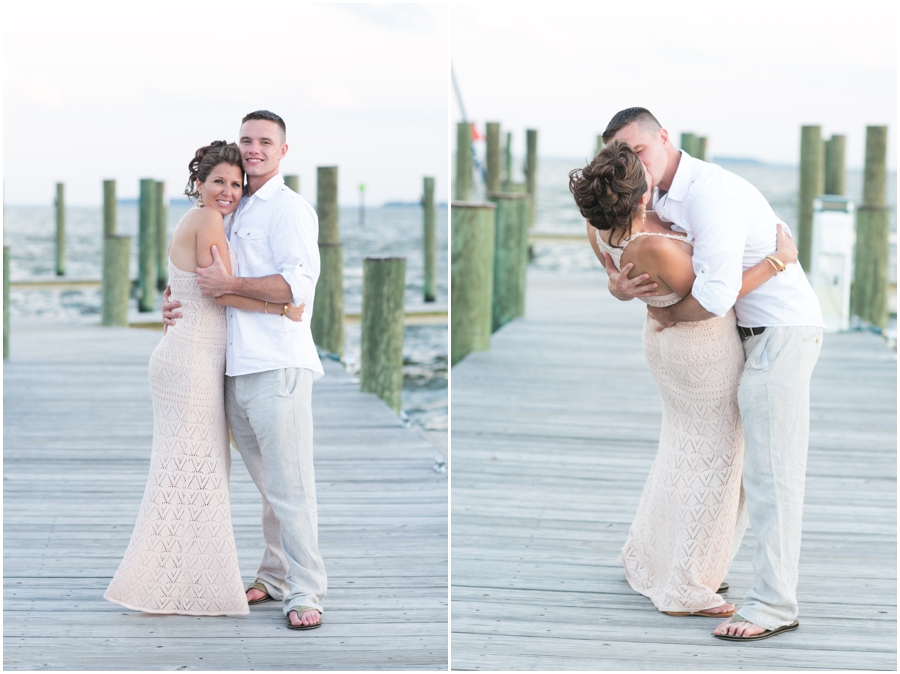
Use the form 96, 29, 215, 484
665, 150, 693, 202
247, 174, 285, 201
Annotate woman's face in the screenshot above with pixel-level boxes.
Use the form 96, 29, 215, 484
197, 162, 243, 215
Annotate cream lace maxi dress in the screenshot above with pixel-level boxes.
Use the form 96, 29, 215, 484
597, 230, 745, 614
104, 244, 249, 616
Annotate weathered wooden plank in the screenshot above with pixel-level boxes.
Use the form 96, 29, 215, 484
3, 321, 447, 670
450, 268, 897, 670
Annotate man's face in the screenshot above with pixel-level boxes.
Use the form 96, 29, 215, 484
239, 119, 287, 180
612, 122, 669, 189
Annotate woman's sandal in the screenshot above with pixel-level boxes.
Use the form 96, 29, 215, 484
286, 605, 322, 631
665, 605, 737, 618
245, 581, 274, 605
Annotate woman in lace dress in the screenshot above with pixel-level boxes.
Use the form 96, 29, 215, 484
569, 140, 797, 617
104, 141, 305, 616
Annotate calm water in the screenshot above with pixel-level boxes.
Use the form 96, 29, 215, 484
3, 202, 448, 432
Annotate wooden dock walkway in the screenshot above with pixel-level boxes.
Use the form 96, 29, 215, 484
450, 268, 896, 671
3, 321, 447, 670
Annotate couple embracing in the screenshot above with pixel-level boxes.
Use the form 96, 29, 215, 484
104, 110, 324, 631
571, 107, 824, 641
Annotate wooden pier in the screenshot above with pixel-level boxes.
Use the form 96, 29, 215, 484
3, 321, 447, 670
451, 267, 896, 670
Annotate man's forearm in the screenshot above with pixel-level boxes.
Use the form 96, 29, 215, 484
667, 293, 716, 322
229, 274, 293, 303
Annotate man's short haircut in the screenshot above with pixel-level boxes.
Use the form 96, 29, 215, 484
601, 107, 662, 144
241, 110, 286, 142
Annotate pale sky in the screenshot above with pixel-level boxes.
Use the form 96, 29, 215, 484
452, 1, 897, 170
3, 2, 450, 206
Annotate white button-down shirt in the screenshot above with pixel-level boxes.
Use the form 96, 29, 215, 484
224, 175, 324, 379
654, 152, 824, 328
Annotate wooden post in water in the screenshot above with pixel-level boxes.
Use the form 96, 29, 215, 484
595, 135, 604, 157
696, 136, 708, 161
138, 178, 158, 312
487, 192, 531, 332
312, 166, 344, 356
851, 126, 889, 329
102, 235, 132, 327
680, 132, 697, 156
824, 134, 846, 196
155, 181, 168, 291
103, 180, 116, 237
3, 246, 9, 359
486, 122, 501, 194
798, 125, 824, 270
423, 176, 436, 302
504, 131, 513, 184
284, 175, 300, 193
525, 129, 538, 228
455, 122, 472, 201
451, 202, 495, 365
55, 182, 65, 276
360, 256, 407, 413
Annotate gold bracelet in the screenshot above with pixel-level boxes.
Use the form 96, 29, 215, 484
766, 255, 786, 272
765, 257, 780, 273
282, 304, 288, 317
264, 301, 269, 314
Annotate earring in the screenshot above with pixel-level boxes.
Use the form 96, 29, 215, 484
197, 193, 204, 207
640, 204, 646, 225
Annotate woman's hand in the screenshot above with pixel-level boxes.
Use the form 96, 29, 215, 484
773, 223, 798, 266
284, 303, 305, 322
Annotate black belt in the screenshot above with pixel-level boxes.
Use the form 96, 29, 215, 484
738, 326, 766, 340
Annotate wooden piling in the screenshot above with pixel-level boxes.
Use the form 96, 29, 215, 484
360, 257, 407, 413
3, 246, 9, 359
486, 122, 501, 194
155, 181, 167, 291
824, 134, 846, 196
312, 166, 344, 356
423, 176, 436, 302
284, 174, 300, 193
595, 135, 604, 158
55, 183, 65, 276
455, 122, 472, 201
487, 192, 531, 332
451, 202, 496, 365
504, 131, 513, 183
138, 179, 158, 311
680, 132, 697, 156
798, 125, 824, 270
525, 129, 538, 228
696, 136, 708, 161
851, 126, 889, 329
103, 180, 116, 237
102, 235, 131, 327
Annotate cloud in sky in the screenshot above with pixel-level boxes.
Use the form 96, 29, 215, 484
3, 2, 450, 206
451, 1, 896, 170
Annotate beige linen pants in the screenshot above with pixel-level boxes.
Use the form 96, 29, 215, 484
736, 325, 823, 630
225, 367, 327, 614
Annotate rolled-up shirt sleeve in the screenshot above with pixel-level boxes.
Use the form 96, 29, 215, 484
686, 190, 748, 318
270, 199, 320, 307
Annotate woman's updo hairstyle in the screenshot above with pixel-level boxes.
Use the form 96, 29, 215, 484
184, 140, 243, 200
568, 139, 648, 248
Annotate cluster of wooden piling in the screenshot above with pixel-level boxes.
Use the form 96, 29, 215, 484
798, 125, 890, 329
452, 121, 534, 365
9, 172, 442, 415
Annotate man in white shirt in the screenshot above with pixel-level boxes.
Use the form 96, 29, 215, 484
602, 107, 824, 642
164, 110, 326, 630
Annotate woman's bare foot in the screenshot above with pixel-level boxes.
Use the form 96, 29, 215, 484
713, 615, 767, 637
289, 608, 322, 627
703, 602, 736, 615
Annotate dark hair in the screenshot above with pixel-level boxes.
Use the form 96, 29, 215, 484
601, 107, 662, 144
184, 141, 243, 200
568, 139, 647, 247
241, 110, 286, 141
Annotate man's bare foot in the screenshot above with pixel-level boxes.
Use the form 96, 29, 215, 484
246, 588, 268, 603
713, 615, 767, 637
289, 608, 322, 628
